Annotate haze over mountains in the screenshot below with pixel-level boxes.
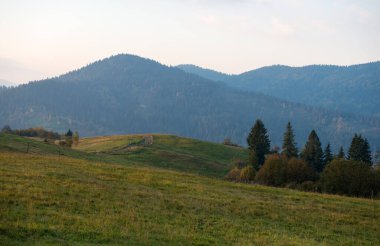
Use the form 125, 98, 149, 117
0, 79, 15, 87
0, 54, 379, 152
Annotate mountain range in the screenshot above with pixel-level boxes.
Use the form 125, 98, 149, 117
0, 54, 379, 152
177, 62, 380, 118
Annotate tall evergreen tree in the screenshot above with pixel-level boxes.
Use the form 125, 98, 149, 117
301, 130, 324, 172
65, 129, 73, 137
247, 119, 271, 168
337, 146, 345, 159
281, 122, 298, 158
323, 143, 333, 167
348, 134, 372, 165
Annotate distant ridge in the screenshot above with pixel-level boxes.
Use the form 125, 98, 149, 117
177, 61, 380, 118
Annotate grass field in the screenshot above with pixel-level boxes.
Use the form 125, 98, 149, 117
0, 134, 379, 245
0, 133, 247, 178
75, 134, 248, 177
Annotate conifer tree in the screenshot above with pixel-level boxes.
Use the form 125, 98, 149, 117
65, 129, 73, 147
301, 130, 324, 172
337, 146, 345, 159
281, 122, 298, 158
348, 134, 372, 165
323, 143, 333, 166
247, 119, 270, 168
362, 139, 372, 164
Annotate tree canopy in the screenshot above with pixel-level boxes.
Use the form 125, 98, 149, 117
348, 134, 372, 165
301, 130, 324, 172
281, 122, 298, 158
247, 119, 271, 168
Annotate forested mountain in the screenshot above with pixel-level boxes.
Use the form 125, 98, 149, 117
178, 62, 380, 118
0, 54, 379, 151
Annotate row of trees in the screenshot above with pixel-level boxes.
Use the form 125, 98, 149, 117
1, 125, 79, 148
1, 125, 61, 140
228, 119, 379, 198
247, 120, 373, 170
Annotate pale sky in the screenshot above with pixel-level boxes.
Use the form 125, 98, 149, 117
1, 0, 379, 84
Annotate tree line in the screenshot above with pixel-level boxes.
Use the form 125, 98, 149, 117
1, 126, 79, 147
227, 119, 380, 198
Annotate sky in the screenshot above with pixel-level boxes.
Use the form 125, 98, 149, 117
0, 0, 379, 84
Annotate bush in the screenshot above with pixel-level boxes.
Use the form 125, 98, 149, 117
256, 155, 317, 187
222, 138, 239, 147
226, 167, 241, 181
239, 166, 255, 183
226, 159, 255, 183
322, 159, 374, 197
286, 158, 317, 183
256, 155, 286, 186
11, 127, 61, 140
373, 166, 380, 197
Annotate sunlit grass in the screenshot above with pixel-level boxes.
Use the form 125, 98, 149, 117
0, 152, 379, 245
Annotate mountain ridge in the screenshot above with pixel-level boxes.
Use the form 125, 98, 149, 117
177, 61, 380, 118
1, 54, 379, 152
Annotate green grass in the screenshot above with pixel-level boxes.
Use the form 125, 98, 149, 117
0, 152, 379, 245
0, 133, 247, 178
1, 133, 379, 245
74, 134, 248, 178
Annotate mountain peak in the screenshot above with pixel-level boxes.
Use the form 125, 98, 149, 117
58, 53, 167, 82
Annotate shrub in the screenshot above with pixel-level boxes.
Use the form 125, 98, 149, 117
222, 138, 239, 147
373, 166, 380, 197
239, 166, 255, 183
226, 167, 241, 182
11, 127, 61, 140
322, 159, 373, 197
256, 155, 286, 186
286, 158, 316, 183
256, 155, 317, 187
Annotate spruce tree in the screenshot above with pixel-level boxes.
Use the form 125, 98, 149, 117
337, 146, 345, 159
247, 119, 271, 168
362, 139, 372, 164
281, 122, 298, 158
348, 134, 372, 165
301, 130, 324, 172
323, 143, 333, 167
65, 129, 73, 137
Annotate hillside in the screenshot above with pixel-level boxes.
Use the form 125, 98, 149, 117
178, 62, 380, 118
0, 138, 379, 244
1, 54, 380, 151
0, 133, 246, 178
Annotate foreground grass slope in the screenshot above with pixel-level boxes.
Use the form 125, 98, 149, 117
0, 152, 379, 245
0, 133, 247, 177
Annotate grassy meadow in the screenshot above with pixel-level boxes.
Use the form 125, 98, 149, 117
0, 133, 379, 245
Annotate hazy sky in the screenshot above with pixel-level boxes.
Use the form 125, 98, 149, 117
1, 0, 379, 84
